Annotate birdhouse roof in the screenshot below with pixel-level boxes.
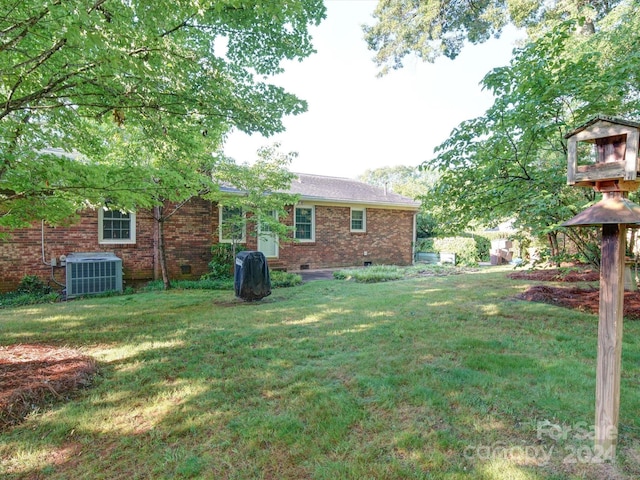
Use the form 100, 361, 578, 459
565, 115, 640, 139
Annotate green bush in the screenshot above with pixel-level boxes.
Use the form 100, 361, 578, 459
415, 238, 435, 252
144, 270, 300, 291
0, 276, 59, 309
420, 235, 489, 263
433, 237, 478, 266
17, 275, 51, 295
471, 235, 491, 262
0, 275, 58, 309
204, 243, 246, 280
270, 270, 302, 288
333, 265, 405, 283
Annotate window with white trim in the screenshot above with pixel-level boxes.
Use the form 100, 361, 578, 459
350, 208, 366, 232
99, 209, 136, 244
294, 206, 315, 241
219, 205, 246, 243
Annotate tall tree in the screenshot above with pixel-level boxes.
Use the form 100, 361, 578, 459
364, 0, 621, 74
0, 0, 325, 227
423, 1, 640, 264
212, 144, 300, 242
209, 144, 300, 277
364, 0, 639, 263
358, 165, 438, 198
358, 165, 440, 236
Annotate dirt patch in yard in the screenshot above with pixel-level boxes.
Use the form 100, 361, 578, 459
0, 344, 97, 430
511, 268, 640, 320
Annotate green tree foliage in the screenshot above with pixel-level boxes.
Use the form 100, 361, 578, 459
358, 165, 440, 237
207, 144, 300, 277
358, 165, 438, 199
364, 0, 639, 265
423, 1, 640, 265
0, 0, 325, 227
364, 0, 621, 74
212, 143, 300, 241
433, 237, 478, 266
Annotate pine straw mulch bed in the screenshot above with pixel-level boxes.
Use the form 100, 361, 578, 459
510, 267, 640, 320
0, 344, 97, 431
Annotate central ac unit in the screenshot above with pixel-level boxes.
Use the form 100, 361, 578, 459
65, 252, 123, 298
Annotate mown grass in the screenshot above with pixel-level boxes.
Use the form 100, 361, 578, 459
0, 271, 302, 309
143, 270, 303, 291
333, 264, 468, 282
1, 267, 640, 479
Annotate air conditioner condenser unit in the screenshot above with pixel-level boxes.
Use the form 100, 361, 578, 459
65, 252, 123, 298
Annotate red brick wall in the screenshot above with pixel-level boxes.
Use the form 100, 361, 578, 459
162, 198, 215, 280
277, 205, 415, 271
0, 198, 215, 292
0, 201, 415, 292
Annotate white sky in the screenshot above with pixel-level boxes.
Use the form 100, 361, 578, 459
223, 0, 523, 179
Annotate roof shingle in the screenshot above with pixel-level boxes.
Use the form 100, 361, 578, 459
289, 173, 420, 209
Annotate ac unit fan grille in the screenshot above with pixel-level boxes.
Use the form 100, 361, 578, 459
65, 253, 123, 298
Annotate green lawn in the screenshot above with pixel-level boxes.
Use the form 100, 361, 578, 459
2, 268, 640, 479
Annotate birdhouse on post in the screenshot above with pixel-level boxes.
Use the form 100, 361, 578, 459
563, 115, 640, 462
567, 115, 640, 192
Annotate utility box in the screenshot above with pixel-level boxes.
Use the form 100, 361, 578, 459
566, 115, 640, 191
234, 251, 271, 301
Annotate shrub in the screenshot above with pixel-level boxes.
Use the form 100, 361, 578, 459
433, 237, 478, 266
471, 235, 491, 263
333, 265, 405, 283
415, 238, 435, 252
17, 275, 51, 295
0, 276, 58, 308
204, 243, 246, 280
270, 270, 302, 288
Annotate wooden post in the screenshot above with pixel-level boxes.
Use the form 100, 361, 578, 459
563, 118, 640, 461
596, 195, 626, 460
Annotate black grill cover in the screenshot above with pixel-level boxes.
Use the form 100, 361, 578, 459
234, 251, 271, 301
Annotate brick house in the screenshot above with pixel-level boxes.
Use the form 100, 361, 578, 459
0, 173, 420, 293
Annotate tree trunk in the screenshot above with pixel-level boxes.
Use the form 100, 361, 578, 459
153, 207, 160, 281
154, 205, 171, 290
563, 227, 601, 269
548, 231, 560, 266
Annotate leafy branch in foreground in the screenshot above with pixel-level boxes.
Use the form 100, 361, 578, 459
0, 0, 326, 227
363, 0, 621, 75
422, 3, 640, 265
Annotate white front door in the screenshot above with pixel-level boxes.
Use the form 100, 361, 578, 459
258, 211, 278, 258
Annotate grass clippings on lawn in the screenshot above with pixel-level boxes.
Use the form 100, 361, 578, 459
0, 344, 97, 430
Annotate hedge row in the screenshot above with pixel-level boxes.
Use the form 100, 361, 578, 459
417, 232, 526, 266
